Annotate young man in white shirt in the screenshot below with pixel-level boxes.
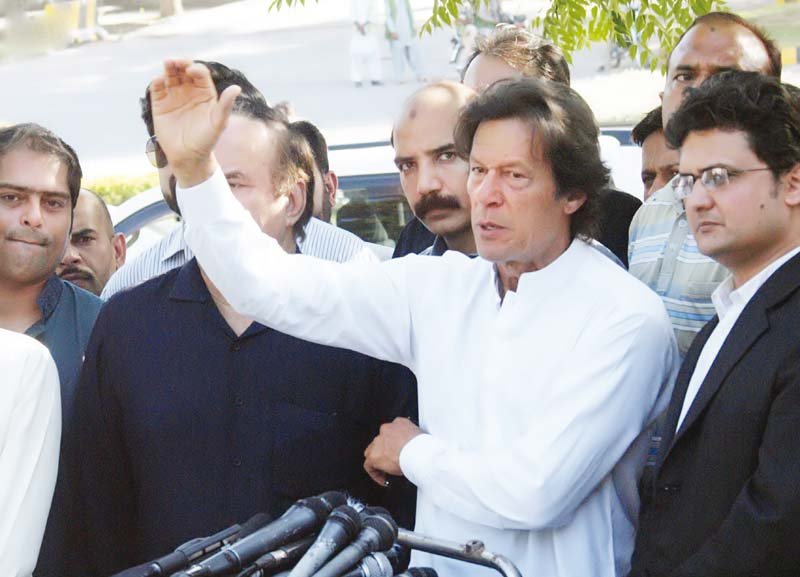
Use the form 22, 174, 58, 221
630, 71, 800, 576
0, 329, 60, 577
151, 63, 678, 577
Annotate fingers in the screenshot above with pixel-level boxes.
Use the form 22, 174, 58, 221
163, 58, 193, 87
212, 84, 242, 134
364, 458, 388, 486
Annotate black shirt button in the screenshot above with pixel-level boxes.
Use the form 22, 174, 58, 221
233, 458, 242, 467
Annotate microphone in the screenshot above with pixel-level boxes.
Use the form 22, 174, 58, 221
394, 569, 437, 577
236, 535, 316, 577
310, 508, 398, 577
288, 506, 362, 577
173, 492, 347, 577
339, 549, 401, 577
111, 513, 271, 577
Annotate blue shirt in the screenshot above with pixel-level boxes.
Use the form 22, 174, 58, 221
71, 259, 417, 577
25, 276, 102, 425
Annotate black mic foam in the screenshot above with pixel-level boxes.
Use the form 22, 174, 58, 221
310, 508, 398, 577
288, 505, 362, 577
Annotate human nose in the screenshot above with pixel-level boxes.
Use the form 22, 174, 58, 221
416, 162, 441, 195
470, 168, 503, 207
21, 197, 44, 228
61, 242, 81, 265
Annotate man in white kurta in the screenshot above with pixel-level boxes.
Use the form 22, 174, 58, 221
0, 329, 61, 577
152, 63, 679, 577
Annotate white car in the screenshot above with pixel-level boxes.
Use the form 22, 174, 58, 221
112, 132, 641, 261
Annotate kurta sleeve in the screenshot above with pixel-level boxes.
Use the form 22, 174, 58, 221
178, 169, 416, 368
0, 335, 61, 577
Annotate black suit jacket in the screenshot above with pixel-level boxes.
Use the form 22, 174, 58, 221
629, 252, 800, 577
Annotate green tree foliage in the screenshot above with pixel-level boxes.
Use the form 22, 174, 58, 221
269, 0, 727, 71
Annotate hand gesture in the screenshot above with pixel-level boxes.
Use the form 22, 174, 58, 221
149, 59, 241, 187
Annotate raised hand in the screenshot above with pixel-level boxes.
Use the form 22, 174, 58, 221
149, 59, 241, 188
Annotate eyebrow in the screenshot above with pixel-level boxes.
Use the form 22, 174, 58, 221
394, 143, 456, 166
0, 182, 71, 199
71, 227, 97, 237
224, 171, 246, 180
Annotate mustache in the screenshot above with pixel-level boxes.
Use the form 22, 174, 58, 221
413, 193, 462, 220
7, 231, 50, 245
59, 266, 93, 280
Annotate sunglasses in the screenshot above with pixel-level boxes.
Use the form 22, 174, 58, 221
145, 135, 168, 169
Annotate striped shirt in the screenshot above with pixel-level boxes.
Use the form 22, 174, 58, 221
628, 182, 729, 358
102, 217, 378, 299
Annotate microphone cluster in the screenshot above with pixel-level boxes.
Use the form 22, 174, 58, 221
112, 492, 437, 577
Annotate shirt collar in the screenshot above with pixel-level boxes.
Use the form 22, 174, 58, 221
170, 258, 210, 303
491, 238, 584, 301
162, 224, 189, 264
650, 175, 684, 215
37, 275, 64, 320
711, 244, 800, 320
25, 275, 65, 338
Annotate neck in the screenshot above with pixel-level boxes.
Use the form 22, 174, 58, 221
442, 227, 476, 255
0, 278, 46, 332
200, 268, 253, 337
496, 236, 572, 296
730, 240, 800, 289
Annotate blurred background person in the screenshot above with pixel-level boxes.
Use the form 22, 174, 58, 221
350, 0, 383, 87
631, 107, 677, 201
57, 189, 126, 296
384, 0, 425, 83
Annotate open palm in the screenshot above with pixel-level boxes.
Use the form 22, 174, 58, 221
150, 59, 240, 174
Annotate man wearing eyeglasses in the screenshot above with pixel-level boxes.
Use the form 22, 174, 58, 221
101, 61, 377, 299
627, 12, 782, 358
629, 70, 800, 576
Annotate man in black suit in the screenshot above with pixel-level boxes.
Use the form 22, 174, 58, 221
629, 71, 800, 576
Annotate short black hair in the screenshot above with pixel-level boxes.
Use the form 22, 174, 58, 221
632, 107, 663, 147
141, 60, 275, 136
666, 71, 800, 178
670, 12, 781, 79
290, 120, 330, 174
0, 123, 82, 207
454, 78, 608, 241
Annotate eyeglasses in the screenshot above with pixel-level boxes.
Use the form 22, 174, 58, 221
672, 166, 771, 200
145, 135, 168, 169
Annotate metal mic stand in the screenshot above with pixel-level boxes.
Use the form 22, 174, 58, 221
397, 529, 523, 577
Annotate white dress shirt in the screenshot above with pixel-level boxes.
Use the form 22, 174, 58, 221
0, 330, 61, 577
676, 245, 800, 431
102, 216, 378, 299
178, 170, 679, 577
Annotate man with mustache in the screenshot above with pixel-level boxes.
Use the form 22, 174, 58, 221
0, 123, 103, 577
57, 189, 126, 296
392, 81, 477, 257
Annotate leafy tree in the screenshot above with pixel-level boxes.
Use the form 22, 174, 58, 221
269, 0, 727, 71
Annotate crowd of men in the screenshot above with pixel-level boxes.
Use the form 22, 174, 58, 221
2, 9, 800, 577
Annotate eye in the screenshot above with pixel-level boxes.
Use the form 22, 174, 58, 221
642, 173, 655, 188
45, 198, 67, 210
673, 71, 693, 83
75, 235, 95, 246
437, 151, 456, 162
470, 166, 486, 175
228, 180, 242, 190
0, 193, 19, 203
396, 161, 415, 174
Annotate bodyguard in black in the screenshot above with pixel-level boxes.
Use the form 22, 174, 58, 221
70, 259, 416, 576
